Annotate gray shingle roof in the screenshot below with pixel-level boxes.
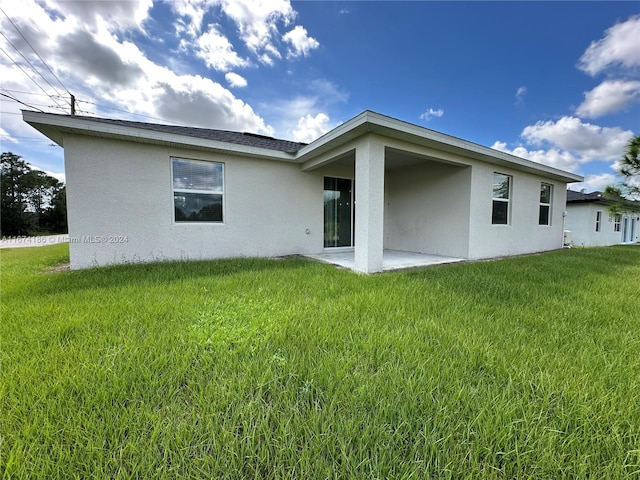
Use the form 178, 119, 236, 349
67, 115, 307, 153
567, 189, 640, 210
566, 190, 606, 202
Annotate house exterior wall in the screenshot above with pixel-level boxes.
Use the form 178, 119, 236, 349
467, 165, 567, 259
64, 135, 323, 269
565, 203, 640, 246
384, 161, 471, 258
61, 130, 578, 271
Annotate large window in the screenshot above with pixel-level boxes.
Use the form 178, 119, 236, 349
614, 213, 622, 232
539, 183, 552, 225
172, 158, 223, 222
492, 173, 511, 225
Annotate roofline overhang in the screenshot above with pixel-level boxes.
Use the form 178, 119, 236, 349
567, 197, 640, 211
23, 109, 584, 183
297, 111, 583, 183
22, 110, 298, 161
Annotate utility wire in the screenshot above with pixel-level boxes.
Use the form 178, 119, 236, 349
0, 97, 63, 108
0, 134, 53, 143
0, 7, 71, 96
0, 96, 68, 112
0, 30, 68, 110
0, 46, 62, 108
0, 91, 45, 112
76, 99, 190, 126
1, 88, 66, 98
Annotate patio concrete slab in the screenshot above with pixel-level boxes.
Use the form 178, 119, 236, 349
305, 249, 465, 272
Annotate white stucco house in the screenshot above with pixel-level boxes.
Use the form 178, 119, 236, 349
565, 190, 639, 247
24, 110, 583, 273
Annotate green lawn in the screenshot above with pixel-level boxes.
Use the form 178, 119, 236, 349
1, 244, 639, 479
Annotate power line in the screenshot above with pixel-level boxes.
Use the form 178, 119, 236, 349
1, 96, 68, 112
0, 88, 66, 98
0, 46, 62, 109
0, 91, 45, 112
0, 134, 54, 143
3, 88, 66, 98
76, 99, 190, 126
0, 30, 68, 109
0, 7, 71, 96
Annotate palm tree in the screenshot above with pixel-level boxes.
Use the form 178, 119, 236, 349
605, 135, 640, 200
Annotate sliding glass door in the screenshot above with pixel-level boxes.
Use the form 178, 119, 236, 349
324, 177, 354, 248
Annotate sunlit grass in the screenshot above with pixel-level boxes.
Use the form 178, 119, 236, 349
1, 243, 639, 478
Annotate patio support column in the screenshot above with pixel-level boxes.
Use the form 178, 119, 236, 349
354, 135, 385, 273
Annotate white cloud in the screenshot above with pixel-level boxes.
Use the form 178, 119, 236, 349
576, 79, 640, 118
47, 0, 153, 31
491, 141, 582, 173
570, 172, 617, 193
521, 116, 634, 162
578, 15, 640, 76
225, 72, 247, 88
419, 108, 444, 121
263, 78, 347, 137
26, 163, 66, 184
168, 0, 213, 37
0, 0, 274, 136
219, 0, 295, 64
292, 113, 332, 143
283, 25, 319, 58
492, 116, 634, 174
196, 25, 250, 71
0, 126, 18, 143
515, 86, 527, 104
172, 0, 318, 68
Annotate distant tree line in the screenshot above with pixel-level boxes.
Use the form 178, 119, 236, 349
1, 152, 67, 236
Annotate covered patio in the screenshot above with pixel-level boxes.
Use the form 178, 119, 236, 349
306, 249, 465, 272
299, 123, 472, 273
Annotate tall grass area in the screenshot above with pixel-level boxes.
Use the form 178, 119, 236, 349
1, 244, 639, 478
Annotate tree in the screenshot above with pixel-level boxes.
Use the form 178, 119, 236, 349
1, 152, 67, 236
41, 185, 67, 233
1, 152, 32, 235
605, 135, 640, 201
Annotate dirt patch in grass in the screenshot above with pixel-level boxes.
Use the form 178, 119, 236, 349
47, 262, 70, 273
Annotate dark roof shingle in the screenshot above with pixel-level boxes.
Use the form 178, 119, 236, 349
566, 190, 605, 202
68, 115, 306, 153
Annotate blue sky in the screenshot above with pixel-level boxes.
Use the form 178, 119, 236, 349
1, 1, 639, 192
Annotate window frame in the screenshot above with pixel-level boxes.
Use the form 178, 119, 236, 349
538, 183, 553, 226
595, 210, 602, 232
614, 213, 621, 232
491, 172, 512, 225
171, 157, 224, 224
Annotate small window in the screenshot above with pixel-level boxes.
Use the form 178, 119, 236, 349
492, 173, 511, 225
614, 214, 621, 232
172, 158, 223, 222
539, 183, 552, 225
595, 211, 602, 232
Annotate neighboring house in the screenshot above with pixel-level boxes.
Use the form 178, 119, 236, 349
565, 190, 640, 247
23, 110, 583, 273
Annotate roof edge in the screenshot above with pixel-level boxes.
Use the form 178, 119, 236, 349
298, 110, 583, 183
22, 109, 585, 183
22, 110, 299, 161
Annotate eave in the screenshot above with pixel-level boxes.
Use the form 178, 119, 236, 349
22, 111, 298, 162
297, 111, 583, 183
23, 109, 585, 183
